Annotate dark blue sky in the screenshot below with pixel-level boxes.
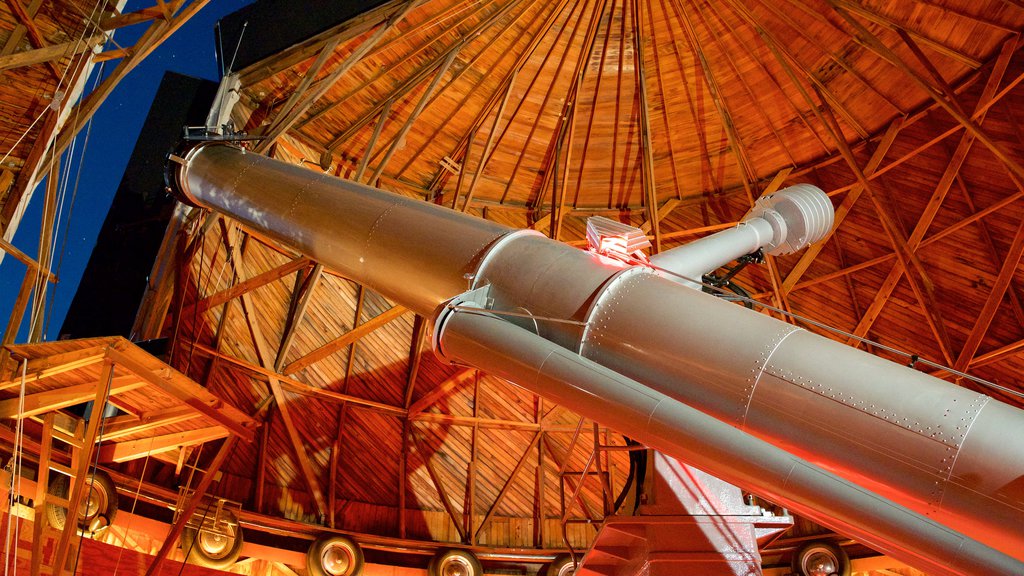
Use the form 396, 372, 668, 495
0, 0, 252, 342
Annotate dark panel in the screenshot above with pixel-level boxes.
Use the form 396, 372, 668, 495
215, 0, 390, 74
60, 72, 218, 339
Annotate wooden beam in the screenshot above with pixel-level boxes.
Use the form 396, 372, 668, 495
0, 0, 41, 56
28, 154, 59, 343
426, 0, 572, 200
631, 0, 661, 253
354, 99, 394, 182
4, 0, 63, 78
99, 5, 165, 30
143, 437, 236, 576
52, 362, 113, 576
826, 1, 1024, 182
459, 70, 517, 213
971, 338, 1024, 368
254, 0, 423, 154
370, 49, 458, 184
186, 341, 407, 415
954, 214, 1024, 371
0, 235, 56, 282
341, 284, 365, 392
103, 347, 254, 441
403, 315, 426, 409
474, 431, 541, 540
275, 263, 323, 372
222, 225, 328, 519
1, 270, 35, 349
100, 405, 201, 441
191, 256, 309, 315
407, 368, 475, 415
750, 0, 903, 115
42, 0, 213, 177
253, 415, 271, 514
682, 0, 796, 315
782, 118, 904, 292
99, 426, 228, 462
0, 377, 145, 419
30, 412, 53, 576
813, 90, 954, 361
0, 346, 107, 390
0, 33, 104, 72
542, 435, 597, 523
412, 430, 466, 543
498, 0, 605, 208
831, 0, 982, 69
282, 304, 407, 375
844, 37, 1014, 349
719, 0, 868, 139
790, 190, 1024, 294
398, 419, 409, 537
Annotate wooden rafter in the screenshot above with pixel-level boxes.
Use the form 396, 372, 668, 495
700, 1, 798, 167
299, 0, 496, 136
370, 49, 459, 183
826, 0, 1024, 182
283, 303, 407, 375
412, 429, 467, 542
218, 221, 328, 518
813, 90, 955, 361
474, 431, 541, 540
275, 263, 324, 372
498, 0, 600, 207
391, 0, 544, 183
681, 0, 796, 315
0, 0, 40, 55
354, 99, 394, 182
631, 0, 662, 252
954, 211, 1024, 371
783, 117, 905, 293
845, 38, 1014, 350
253, 0, 423, 155
3, 0, 62, 79
543, 0, 608, 237
191, 255, 309, 315
750, 0, 903, 115
723, 0, 868, 139
428, 0, 571, 201
459, 69, 517, 213
830, 0, 982, 69
953, 172, 1024, 330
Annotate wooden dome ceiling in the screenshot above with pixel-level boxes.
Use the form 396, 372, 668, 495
123, 0, 1024, 558
28, 0, 1024, 566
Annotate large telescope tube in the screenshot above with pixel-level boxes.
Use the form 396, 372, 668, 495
432, 300, 1022, 576
169, 144, 1024, 567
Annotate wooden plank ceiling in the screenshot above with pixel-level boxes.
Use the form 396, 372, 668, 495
14, 0, 1024, 558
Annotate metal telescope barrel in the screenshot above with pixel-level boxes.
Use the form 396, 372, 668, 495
168, 143, 1024, 572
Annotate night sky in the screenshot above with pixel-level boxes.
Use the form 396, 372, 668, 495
0, 0, 252, 342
